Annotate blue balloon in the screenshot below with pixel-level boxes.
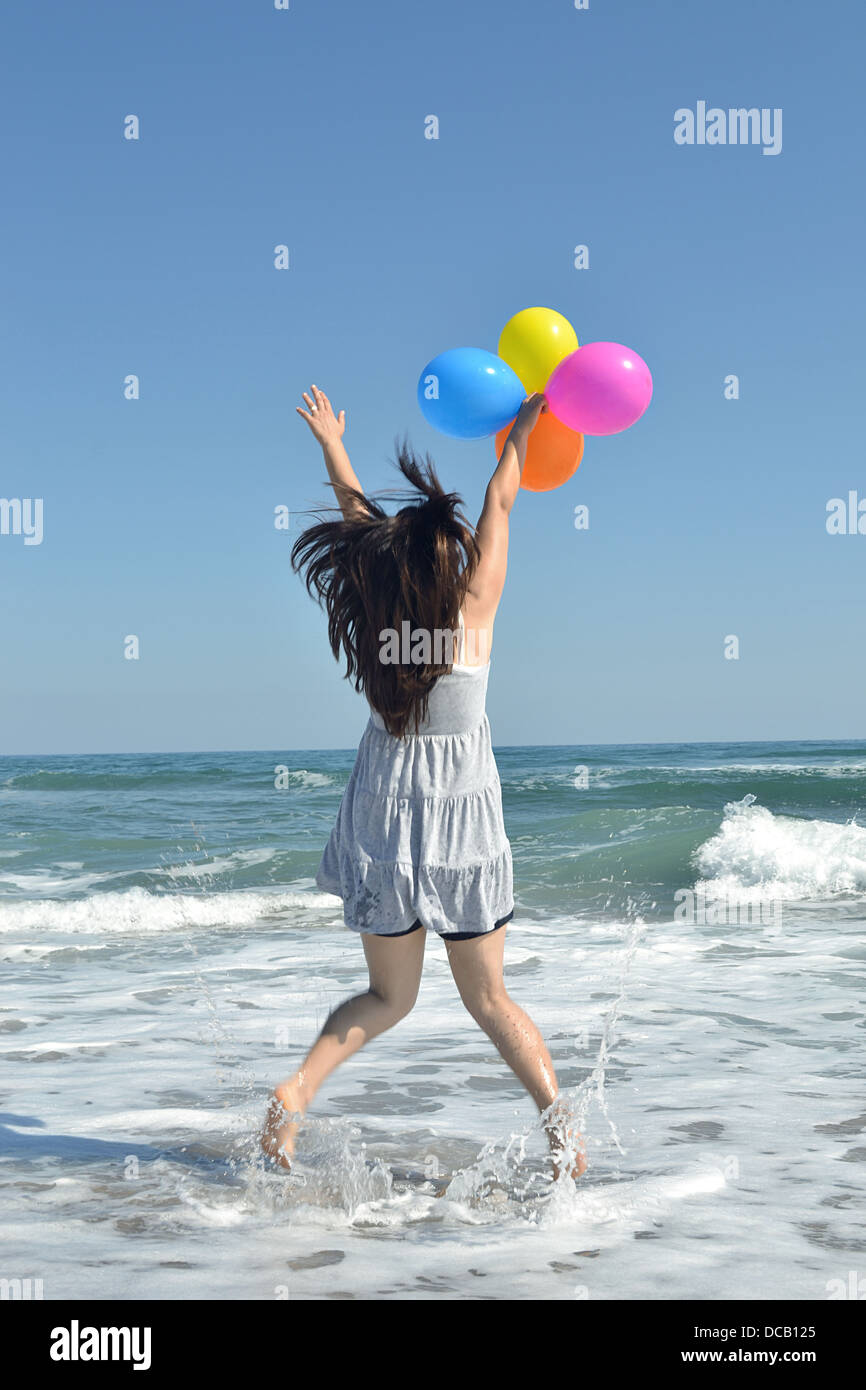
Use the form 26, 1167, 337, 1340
417, 347, 525, 439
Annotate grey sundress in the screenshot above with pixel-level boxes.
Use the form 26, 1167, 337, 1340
315, 614, 514, 936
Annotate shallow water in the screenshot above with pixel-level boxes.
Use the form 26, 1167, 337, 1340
1, 741, 864, 1299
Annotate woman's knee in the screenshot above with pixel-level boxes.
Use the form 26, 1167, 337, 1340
462, 986, 510, 1031
369, 982, 418, 1023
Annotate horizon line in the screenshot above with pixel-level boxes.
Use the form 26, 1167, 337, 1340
2, 735, 865, 760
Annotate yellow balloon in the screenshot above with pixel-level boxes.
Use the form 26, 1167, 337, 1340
497, 307, 579, 393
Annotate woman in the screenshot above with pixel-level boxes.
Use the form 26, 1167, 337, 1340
262, 384, 584, 1182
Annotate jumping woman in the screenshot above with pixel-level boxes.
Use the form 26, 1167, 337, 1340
261, 384, 585, 1182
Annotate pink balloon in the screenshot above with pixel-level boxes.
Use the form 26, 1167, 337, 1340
546, 341, 653, 436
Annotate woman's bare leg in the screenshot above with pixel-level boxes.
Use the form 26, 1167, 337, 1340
444, 926, 586, 1180
261, 927, 427, 1168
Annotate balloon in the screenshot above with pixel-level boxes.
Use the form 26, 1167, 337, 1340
498, 307, 579, 393
417, 348, 525, 439
546, 342, 652, 436
495, 411, 584, 492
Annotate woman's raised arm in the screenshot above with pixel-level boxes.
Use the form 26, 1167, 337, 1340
297, 384, 368, 522
465, 393, 547, 617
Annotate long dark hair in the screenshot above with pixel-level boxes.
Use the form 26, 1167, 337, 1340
291, 441, 481, 737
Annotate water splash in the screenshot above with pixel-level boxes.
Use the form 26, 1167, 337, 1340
569, 911, 646, 1157
440, 911, 647, 1219
240, 1117, 394, 1218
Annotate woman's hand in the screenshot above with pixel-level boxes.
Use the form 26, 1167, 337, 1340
296, 384, 346, 445
511, 391, 548, 437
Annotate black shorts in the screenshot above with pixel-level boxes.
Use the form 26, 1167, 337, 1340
385, 909, 514, 941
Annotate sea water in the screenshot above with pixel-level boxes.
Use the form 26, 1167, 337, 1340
1, 741, 864, 1300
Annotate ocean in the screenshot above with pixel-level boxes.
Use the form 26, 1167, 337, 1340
1, 740, 864, 1301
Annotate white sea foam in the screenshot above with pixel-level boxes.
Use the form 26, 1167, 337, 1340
64, 1107, 251, 1134
0, 866, 117, 895
3, 875, 863, 1300
694, 796, 866, 901
0, 885, 340, 935
536, 1166, 728, 1230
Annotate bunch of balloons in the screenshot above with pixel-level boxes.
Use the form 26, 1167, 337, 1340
417, 307, 653, 491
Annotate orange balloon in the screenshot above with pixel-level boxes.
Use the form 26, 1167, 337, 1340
495, 410, 585, 492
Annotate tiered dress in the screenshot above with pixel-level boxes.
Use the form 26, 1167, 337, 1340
315, 614, 513, 936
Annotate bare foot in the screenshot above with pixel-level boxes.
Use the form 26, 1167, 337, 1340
261, 1079, 308, 1169
544, 1101, 587, 1182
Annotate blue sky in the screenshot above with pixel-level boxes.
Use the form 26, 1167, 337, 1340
1, 0, 863, 754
